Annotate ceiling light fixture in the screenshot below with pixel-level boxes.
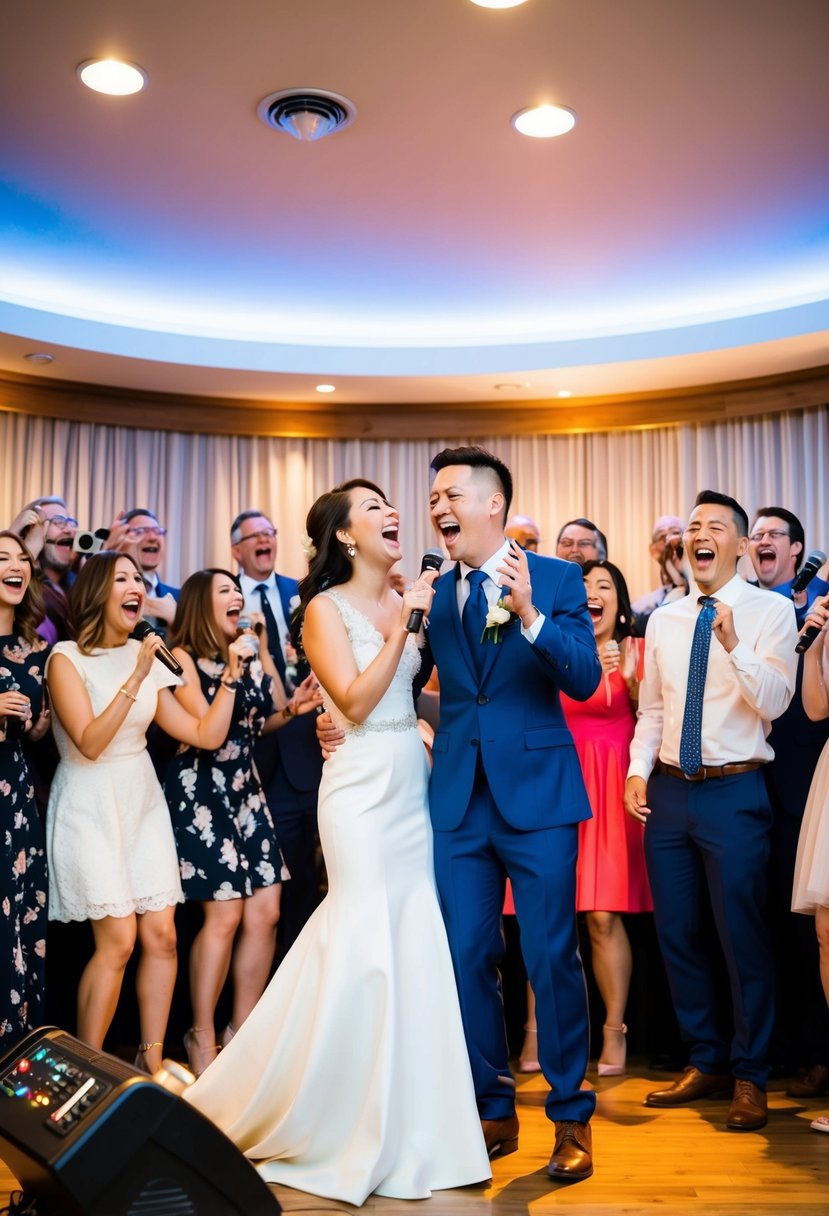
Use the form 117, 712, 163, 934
512, 104, 577, 139
77, 59, 148, 96
258, 89, 356, 142
24, 352, 55, 365
315, 383, 336, 393
470, 1, 531, 8
556, 389, 572, 398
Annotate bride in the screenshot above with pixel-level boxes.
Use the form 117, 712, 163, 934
185, 479, 490, 1205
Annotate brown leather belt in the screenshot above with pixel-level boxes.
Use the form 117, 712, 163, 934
656, 760, 765, 783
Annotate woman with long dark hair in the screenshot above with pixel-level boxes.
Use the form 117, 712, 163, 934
45, 552, 243, 1074
164, 568, 321, 1075
0, 530, 51, 1045
185, 481, 490, 1205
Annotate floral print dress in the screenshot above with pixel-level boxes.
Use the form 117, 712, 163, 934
165, 656, 288, 901
0, 634, 48, 1046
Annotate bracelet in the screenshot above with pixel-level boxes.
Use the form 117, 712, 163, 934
119, 686, 137, 703
219, 679, 237, 692
282, 700, 296, 720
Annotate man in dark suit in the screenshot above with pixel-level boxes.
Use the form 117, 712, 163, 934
423, 447, 601, 1181
231, 509, 323, 956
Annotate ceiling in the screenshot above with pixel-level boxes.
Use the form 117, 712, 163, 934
1, 0, 828, 409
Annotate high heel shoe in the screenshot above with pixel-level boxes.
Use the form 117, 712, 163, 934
518, 1025, 541, 1074
133, 1041, 163, 1074
220, 1022, 236, 1048
184, 1027, 220, 1078
597, 1023, 627, 1076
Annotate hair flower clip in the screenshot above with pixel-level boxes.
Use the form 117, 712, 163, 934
300, 530, 317, 561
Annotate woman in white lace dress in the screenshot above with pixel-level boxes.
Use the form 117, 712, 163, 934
46, 552, 246, 1075
185, 480, 490, 1205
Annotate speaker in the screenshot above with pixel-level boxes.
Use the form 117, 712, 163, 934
0, 1027, 281, 1215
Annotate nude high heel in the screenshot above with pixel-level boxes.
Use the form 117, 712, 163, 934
597, 1023, 627, 1076
134, 1041, 163, 1074
184, 1027, 220, 1077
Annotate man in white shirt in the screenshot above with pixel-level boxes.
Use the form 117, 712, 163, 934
624, 490, 798, 1131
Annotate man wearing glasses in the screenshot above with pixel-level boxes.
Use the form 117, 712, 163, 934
555, 518, 608, 565
748, 507, 829, 1102
112, 508, 180, 629
9, 495, 79, 642
231, 509, 324, 958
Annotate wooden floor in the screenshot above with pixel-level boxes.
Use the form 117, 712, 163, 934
2, 1065, 827, 1215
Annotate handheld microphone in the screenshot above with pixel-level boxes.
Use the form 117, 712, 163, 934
795, 618, 827, 655
235, 616, 260, 662
131, 620, 184, 676
791, 550, 827, 596
405, 549, 444, 633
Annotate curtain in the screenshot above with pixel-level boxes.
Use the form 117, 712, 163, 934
2, 406, 827, 600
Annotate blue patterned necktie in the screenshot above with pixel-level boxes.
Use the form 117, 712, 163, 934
462, 570, 489, 675
678, 596, 717, 775
255, 583, 288, 685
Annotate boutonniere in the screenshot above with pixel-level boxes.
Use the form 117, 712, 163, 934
481, 598, 518, 644
289, 594, 301, 615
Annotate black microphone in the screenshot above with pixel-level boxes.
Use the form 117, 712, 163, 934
792, 549, 827, 596
405, 549, 444, 633
132, 619, 184, 676
795, 616, 827, 655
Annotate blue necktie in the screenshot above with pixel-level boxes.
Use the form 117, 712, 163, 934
255, 583, 288, 686
678, 596, 717, 776
462, 570, 489, 675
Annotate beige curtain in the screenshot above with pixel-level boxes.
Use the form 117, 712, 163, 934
2, 406, 827, 600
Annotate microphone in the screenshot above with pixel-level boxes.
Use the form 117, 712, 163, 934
405, 549, 444, 633
795, 617, 827, 655
235, 615, 260, 663
792, 550, 827, 596
131, 619, 184, 676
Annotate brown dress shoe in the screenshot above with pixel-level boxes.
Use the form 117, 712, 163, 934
644, 1065, 732, 1106
786, 1063, 829, 1098
480, 1113, 519, 1159
546, 1120, 593, 1183
726, 1079, 768, 1130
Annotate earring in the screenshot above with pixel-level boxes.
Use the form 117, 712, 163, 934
619, 614, 626, 623
347, 544, 356, 558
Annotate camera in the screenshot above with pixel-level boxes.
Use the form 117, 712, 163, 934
72, 527, 111, 556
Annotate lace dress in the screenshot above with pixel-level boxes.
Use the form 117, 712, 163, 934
186, 589, 490, 1205
46, 640, 183, 921
0, 635, 48, 1045
165, 656, 288, 900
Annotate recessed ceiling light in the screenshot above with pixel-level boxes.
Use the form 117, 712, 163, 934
512, 104, 577, 139
470, 1, 530, 8
315, 383, 336, 393
556, 389, 572, 398
77, 59, 148, 96
24, 352, 55, 365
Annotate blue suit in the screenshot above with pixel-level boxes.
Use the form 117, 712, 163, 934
424, 552, 601, 1124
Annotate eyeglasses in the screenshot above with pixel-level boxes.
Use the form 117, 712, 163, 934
749, 529, 789, 542
558, 538, 597, 551
239, 529, 277, 542
126, 526, 167, 538
45, 515, 78, 529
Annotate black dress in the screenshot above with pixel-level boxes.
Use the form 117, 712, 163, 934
0, 634, 48, 1046
165, 656, 288, 901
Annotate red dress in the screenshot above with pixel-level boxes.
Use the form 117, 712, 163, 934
561, 669, 652, 913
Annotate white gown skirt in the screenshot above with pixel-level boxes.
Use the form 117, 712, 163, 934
186, 724, 490, 1205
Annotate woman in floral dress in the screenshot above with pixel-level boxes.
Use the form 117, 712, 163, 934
164, 569, 321, 1074
0, 531, 51, 1046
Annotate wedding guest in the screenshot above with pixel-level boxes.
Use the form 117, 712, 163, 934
10, 497, 79, 643
108, 508, 180, 630
556, 518, 608, 564
505, 515, 541, 553
164, 568, 320, 1075
791, 591, 829, 1133
563, 560, 651, 1076
0, 531, 51, 1045
45, 552, 242, 1074
631, 514, 687, 634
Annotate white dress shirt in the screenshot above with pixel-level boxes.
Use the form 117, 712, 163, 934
628, 573, 798, 780
456, 541, 544, 643
239, 571, 290, 660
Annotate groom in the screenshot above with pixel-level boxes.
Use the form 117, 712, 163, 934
421, 447, 601, 1181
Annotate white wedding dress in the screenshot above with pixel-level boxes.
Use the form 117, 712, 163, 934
185, 590, 490, 1205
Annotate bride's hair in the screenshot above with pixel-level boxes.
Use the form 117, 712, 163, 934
291, 479, 388, 646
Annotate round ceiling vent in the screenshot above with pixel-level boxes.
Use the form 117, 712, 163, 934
257, 88, 356, 142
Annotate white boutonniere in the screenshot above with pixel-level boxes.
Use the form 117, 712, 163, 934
481, 598, 517, 644
289, 594, 301, 615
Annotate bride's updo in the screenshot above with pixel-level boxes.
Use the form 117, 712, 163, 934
291, 479, 388, 645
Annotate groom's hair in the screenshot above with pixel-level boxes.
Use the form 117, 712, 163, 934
430, 447, 513, 522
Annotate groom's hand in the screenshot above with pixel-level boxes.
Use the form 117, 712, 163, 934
496, 541, 538, 628
315, 709, 345, 759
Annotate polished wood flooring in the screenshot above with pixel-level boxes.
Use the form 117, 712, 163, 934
1, 1065, 827, 1215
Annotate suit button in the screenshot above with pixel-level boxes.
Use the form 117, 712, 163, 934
476, 694, 489, 706
470, 738, 479, 746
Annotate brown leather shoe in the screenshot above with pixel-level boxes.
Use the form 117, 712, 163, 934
480, 1113, 519, 1159
726, 1079, 768, 1130
786, 1063, 829, 1098
546, 1120, 593, 1183
644, 1065, 732, 1106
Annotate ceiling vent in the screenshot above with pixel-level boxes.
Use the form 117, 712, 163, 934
257, 89, 356, 142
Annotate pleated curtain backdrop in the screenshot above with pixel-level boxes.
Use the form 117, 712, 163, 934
1, 405, 827, 601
